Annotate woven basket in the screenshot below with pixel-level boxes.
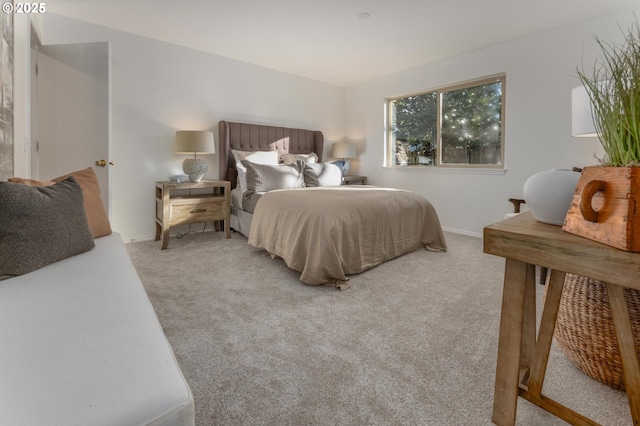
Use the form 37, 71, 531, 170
549, 274, 640, 390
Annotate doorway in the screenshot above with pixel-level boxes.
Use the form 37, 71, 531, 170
34, 41, 112, 213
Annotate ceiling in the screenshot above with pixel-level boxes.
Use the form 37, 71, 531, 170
44, 0, 639, 87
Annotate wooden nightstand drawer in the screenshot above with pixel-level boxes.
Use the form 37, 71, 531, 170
155, 180, 231, 249
169, 199, 227, 226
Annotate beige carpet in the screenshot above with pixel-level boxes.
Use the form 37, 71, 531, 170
126, 230, 630, 425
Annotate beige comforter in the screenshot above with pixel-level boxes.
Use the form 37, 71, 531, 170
247, 186, 447, 289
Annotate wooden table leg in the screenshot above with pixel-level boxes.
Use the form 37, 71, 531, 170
224, 219, 231, 239
493, 259, 528, 426
526, 269, 565, 396
607, 283, 640, 425
161, 227, 169, 250
520, 263, 537, 385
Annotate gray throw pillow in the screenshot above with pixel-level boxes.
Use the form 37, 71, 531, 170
304, 162, 343, 187
0, 177, 95, 280
242, 160, 305, 192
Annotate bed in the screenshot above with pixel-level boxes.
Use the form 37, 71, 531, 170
218, 120, 447, 289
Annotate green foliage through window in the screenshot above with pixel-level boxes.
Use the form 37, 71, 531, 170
387, 75, 505, 168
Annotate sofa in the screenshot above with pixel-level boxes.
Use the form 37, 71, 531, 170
0, 232, 195, 426
0, 168, 194, 425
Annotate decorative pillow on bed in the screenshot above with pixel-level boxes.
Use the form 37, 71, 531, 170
242, 160, 305, 192
9, 167, 112, 238
281, 152, 318, 165
0, 177, 95, 280
232, 150, 279, 192
303, 162, 343, 187
232, 149, 279, 164
330, 160, 346, 175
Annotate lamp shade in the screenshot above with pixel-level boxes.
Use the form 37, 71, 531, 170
175, 131, 215, 154
331, 142, 356, 159
571, 85, 597, 138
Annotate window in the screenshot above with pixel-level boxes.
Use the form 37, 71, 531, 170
386, 74, 505, 168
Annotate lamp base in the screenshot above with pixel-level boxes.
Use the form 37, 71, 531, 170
183, 158, 208, 182
342, 159, 351, 176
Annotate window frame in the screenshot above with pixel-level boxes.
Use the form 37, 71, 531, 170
385, 73, 506, 170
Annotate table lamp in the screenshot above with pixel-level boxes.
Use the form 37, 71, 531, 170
175, 131, 215, 182
331, 142, 356, 176
571, 85, 597, 138
521, 85, 591, 226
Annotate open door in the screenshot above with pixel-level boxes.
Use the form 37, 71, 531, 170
35, 42, 111, 214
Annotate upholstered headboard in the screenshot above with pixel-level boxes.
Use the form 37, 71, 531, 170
218, 120, 324, 189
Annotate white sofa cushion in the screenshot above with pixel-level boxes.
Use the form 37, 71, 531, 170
0, 233, 194, 426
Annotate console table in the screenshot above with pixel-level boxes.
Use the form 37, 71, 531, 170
483, 212, 640, 425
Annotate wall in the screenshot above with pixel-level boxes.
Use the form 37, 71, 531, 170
39, 13, 346, 242
33, 8, 640, 239
345, 7, 639, 236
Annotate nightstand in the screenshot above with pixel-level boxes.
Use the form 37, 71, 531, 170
342, 175, 367, 185
155, 180, 231, 249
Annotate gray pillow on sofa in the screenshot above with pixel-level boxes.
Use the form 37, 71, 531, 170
0, 177, 95, 280
242, 160, 305, 192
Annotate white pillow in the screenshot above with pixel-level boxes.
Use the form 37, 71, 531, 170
303, 162, 342, 187
281, 152, 318, 165
232, 150, 279, 192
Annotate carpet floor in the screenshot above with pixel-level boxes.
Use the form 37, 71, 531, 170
126, 230, 630, 425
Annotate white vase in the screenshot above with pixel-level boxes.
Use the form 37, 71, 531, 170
523, 169, 580, 226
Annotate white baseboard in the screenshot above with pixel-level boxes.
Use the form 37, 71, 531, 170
442, 226, 482, 239
128, 226, 482, 243
126, 235, 156, 244
125, 225, 217, 244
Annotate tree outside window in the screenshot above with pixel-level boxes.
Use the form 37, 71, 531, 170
387, 75, 505, 168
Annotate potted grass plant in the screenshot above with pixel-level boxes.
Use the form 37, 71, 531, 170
554, 20, 640, 394
578, 19, 640, 167
562, 18, 640, 251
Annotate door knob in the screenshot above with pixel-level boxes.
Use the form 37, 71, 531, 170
95, 159, 114, 167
